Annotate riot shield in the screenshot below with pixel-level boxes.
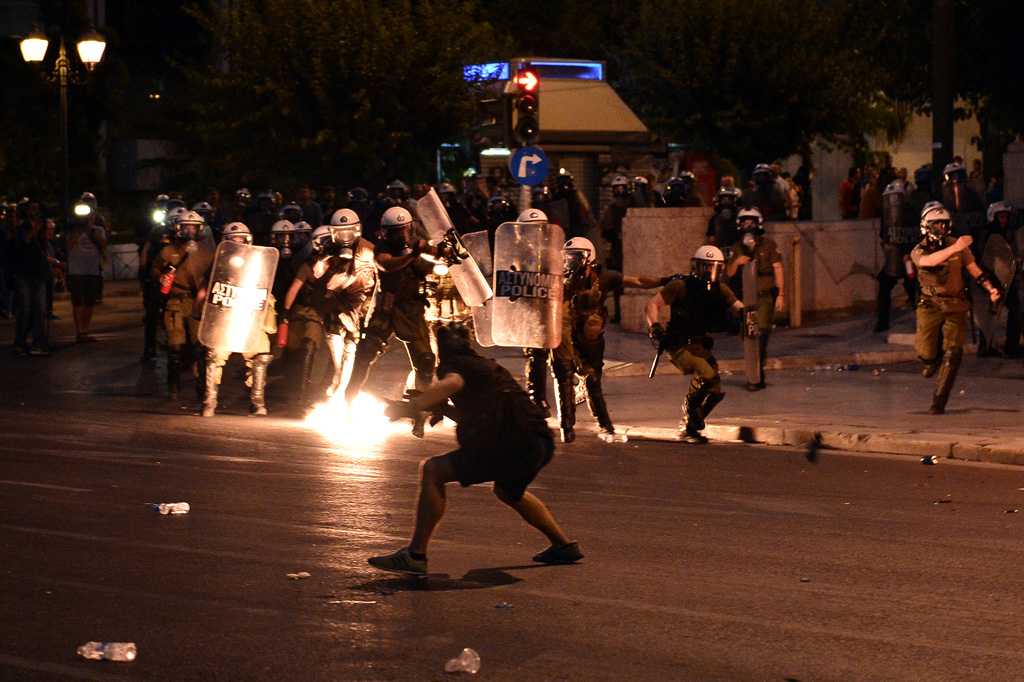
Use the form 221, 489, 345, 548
461, 230, 495, 347
198, 241, 279, 353
741, 260, 761, 384
491, 221, 565, 348
881, 184, 915, 245
416, 188, 492, 307
971, 234, 1015, 351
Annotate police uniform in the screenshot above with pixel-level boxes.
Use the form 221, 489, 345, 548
727, 235, 782, 385
291, 237, 376, 399
911, 235, 973, 413
344, 236, 435, 404
151, 238, 215, 399
658, 275, 739, 438
203, 296, 276, 417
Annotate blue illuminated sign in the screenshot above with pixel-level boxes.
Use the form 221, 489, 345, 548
463, 62, 510, 82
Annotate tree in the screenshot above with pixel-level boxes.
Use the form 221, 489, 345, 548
175, 0, 497, 191
609, 0, 906, 169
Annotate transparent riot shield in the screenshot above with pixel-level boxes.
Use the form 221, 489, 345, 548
972, 234, 1015, 351
198, 241, 279, 353
461, 230, 495, 346
881, 183, 914, 244
416, 188, 492, 307
491, 221, 565, 348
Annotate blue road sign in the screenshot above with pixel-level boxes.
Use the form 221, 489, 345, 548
509, 146, 549, 186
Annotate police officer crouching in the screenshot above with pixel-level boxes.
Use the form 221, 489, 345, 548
912, 204, 1000, 414
645, 246, 744, 443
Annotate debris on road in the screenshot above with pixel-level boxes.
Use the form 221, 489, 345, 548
77, 642, 136, 661
444, 647, 481, 674
286, 572, 311, 580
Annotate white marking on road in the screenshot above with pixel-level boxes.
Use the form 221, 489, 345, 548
0, 480, 93, 492
0, 653, 141, 681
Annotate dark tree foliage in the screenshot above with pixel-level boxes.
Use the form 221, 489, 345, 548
175, 0, 496, 191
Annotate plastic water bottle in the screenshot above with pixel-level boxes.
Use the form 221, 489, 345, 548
444, 647, 480, 674
77, 642, 137, 661
156, 502, 190, 515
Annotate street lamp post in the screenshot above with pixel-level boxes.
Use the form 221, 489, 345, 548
20, 25, 106, 230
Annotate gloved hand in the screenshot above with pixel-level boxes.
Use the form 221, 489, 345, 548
384, 398, 420, 422
649, 322, 666, 343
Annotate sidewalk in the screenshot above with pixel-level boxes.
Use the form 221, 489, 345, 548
4, 280, 1023, 466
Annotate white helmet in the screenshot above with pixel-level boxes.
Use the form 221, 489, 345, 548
883, 180, 906, 196
564, 237, 597, 277
920, 204, 952, 240
281, 203, 303, 222
329, 208, 362, 247
691, 244, 726, 283
175, 210, 204, 241
165, 205, 188, 227
518, 208, 547, 223
311, 225, 332, 252
381, 206, 413, 229
221, 222, 252, 244
271, 219, 296, 235
987, 201, 1012, 224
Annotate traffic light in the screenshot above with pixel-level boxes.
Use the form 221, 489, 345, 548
477, 93, 512, 148
512, 67, 539, 147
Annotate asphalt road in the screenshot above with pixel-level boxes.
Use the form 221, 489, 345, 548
4, 337, 1024, 682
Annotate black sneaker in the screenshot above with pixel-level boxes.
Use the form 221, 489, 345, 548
678, 428, 709, 444
368, 546, 427, 575
532, 541, 584, 564
28, 347, 52, 357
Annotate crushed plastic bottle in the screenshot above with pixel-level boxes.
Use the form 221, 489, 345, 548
77, 642, 137, 661
837, 364, 859, 371
154, 502, 190, 515
598, 431, 628, 443
444, 647, 481, 674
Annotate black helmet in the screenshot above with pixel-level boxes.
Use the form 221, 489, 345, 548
752, 164, 773, 187
913, 165, 932, 189
555, 169, 574, 192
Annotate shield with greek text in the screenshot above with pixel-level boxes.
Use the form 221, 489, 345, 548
198, 241, 279, 353
491, 221, 565, 348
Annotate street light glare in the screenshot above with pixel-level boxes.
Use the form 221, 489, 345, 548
20, 25, 48, 63
77, 29, 106, 68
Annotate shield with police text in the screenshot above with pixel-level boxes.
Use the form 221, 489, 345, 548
461, 230, 495, 346
491, 221, 565, 348
881, 186, 915, 244
416, 188, 492, 307
198, 241, 279, 353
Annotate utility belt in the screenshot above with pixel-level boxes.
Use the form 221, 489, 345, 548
919, 293, 970, 313
667, 333, 714, 351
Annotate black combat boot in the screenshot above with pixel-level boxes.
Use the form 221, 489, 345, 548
584, 375, 624, 442
554, 375, 576, 443
167, 345, 184, 400
929, 347, 962, 414
525, 348, 551, 417
250, 353, 272, 416
680, 379, 712, 443
297, 338, 318, 406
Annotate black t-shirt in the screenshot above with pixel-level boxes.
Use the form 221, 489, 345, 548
437, 351, 549, 448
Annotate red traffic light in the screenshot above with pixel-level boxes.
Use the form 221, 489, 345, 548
513, 70, 538, 91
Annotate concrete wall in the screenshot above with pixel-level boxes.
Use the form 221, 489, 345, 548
619, 208, 882, 333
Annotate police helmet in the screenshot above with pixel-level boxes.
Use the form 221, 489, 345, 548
555, 169, 574, 191
883, 180, 907, 197
329, 208, 362, 246
165, 206, 188, 227
387, 180, 408, 200
293, 220, 312, 234
235, 188, 251, 203
737, 207, 764, 230
913, 165, 932, 189
191, 201, 213, 220
691, 245, 726, 283
715, 185, 741, 205
381, 206, 413, 230
518, 208, 547, 223
175, 211, 204, 241
437, 182, 457, 196
347, 187, 369, 204
920, 204, 952, 239
986, 201, 1013, 224
943, 162, 967, 186
752, 163, 773, 187
564, 237, 597, 277
79, 192, 98, 208
221, 222, 252, 244
311, 225, 332, 252
281, 203, 303, 222
610, 174, 629, 197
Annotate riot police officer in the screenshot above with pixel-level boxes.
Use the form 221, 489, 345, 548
599, 174, 634, 323
706, 186, 742, 255
912, 204, 1000, 414
724, 208, 785, 390
662, 172, 705, 207
875, 180, 919, 332
646, 246, 744, 443
344, 206, 446, 437
742, 164, 787, 221
200, 223, 276, 417
150, 211, 216, 401
552, 170, 592, 239
438, 182, 473, 236
282, 210, 377, 404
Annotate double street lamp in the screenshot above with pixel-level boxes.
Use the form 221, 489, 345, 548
20, 25, 106, 229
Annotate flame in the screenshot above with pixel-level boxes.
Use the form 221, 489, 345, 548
304, 392, 409, 450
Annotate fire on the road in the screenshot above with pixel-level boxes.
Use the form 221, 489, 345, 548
304, 392, 417, 449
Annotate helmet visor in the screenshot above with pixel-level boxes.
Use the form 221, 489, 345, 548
331, 225, 359, 246
927, 219, 950, 236
693, 259, 725, 283
564, 249, 589, 277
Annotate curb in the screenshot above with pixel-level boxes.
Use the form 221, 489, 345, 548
613, 422, 1024, 466
603, 350, 922, 378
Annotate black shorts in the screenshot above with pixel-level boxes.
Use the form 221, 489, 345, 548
447, 428, 555, 502
68, 274, 101, 306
